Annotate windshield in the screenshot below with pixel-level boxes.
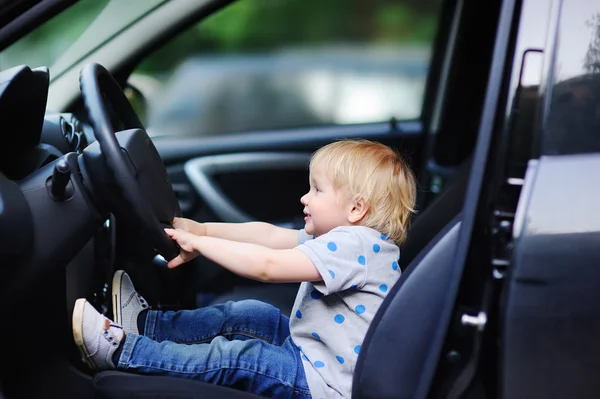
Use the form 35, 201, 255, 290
0, 0, 443, 132
0, 0, 167, 76
0, 0, 109, 71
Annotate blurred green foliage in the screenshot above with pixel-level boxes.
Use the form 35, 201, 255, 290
0, 0, 440, 75
136, 0, 441, 74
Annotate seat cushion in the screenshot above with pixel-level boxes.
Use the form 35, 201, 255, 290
94, 371, 265, 399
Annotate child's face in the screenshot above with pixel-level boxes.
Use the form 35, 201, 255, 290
300, 163, 353, 237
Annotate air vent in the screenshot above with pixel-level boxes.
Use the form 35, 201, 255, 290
61, 116, 88, 153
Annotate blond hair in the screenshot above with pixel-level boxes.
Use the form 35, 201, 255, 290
310, 139, 417, 244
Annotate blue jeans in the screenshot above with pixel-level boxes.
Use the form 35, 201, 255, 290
114, 300, 311, 399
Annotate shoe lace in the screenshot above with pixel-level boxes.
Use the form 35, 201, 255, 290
137, 293, 149, 309
103, 323, 124, 347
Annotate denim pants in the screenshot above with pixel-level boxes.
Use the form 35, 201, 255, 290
114, 299, 312, 399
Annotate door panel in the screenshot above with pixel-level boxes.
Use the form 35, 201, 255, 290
154, 122, 424, 226
152, 121, 423, 164
184, 152, 311, 226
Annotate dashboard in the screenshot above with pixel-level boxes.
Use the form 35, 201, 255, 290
42, 112, 91, 157
0, 64, 101, 275
0, 64, 92, 180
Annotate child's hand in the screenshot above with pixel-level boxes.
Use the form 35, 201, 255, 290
172, 217, 206, 236
164, 228, 200, 268
171, 217, 191, 231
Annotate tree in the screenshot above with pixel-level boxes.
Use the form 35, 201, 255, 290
584, 13, 600, 74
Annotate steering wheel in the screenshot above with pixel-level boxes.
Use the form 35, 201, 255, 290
79, 62, 180, 261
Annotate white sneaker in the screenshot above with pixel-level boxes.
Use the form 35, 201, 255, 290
72, 298, 124, 370
112, 270, 149, 335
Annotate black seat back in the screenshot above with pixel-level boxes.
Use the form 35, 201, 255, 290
353, 216, 462, 399
399, 159, 470, 271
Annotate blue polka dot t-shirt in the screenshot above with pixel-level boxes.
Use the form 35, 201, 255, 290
291, 226, 401, 399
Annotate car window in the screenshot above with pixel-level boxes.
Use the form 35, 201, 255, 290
0, 0, 110, 71
130, 0, 444, 138
541, 3, 600, 155
0, 0, 173, 79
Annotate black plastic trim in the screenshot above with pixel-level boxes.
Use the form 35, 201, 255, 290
0, 0, 78, 53
184, 152, 310, 222
421, 0, 521, 395
153, 121, 422, 165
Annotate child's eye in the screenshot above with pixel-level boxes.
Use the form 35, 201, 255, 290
314, 186, 321, 192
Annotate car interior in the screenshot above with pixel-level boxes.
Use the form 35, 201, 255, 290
0, 0, 495, 397
2, 0, 599, 397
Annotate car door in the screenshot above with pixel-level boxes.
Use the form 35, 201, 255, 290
417, 0, 600, 396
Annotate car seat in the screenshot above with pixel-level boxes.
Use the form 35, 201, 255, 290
91, 214, 463, 398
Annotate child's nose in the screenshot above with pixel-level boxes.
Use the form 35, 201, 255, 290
300, 193, 308, 205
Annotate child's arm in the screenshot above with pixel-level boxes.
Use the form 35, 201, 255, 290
173, 217, 298, 249
165, 228, 321, 283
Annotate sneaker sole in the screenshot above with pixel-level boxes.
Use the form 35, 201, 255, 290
112, 270, 125, 326
72, 298, 96, 370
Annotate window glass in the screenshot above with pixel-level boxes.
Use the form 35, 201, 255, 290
542, 3, 600, 155
0, 0, 110, 71
131, 0, 444, 137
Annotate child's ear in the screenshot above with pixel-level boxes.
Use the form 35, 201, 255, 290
348, 196, 368, 223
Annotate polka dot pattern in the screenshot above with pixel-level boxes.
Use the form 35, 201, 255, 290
292, 228, 401, 386
311, 290, 323, 300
